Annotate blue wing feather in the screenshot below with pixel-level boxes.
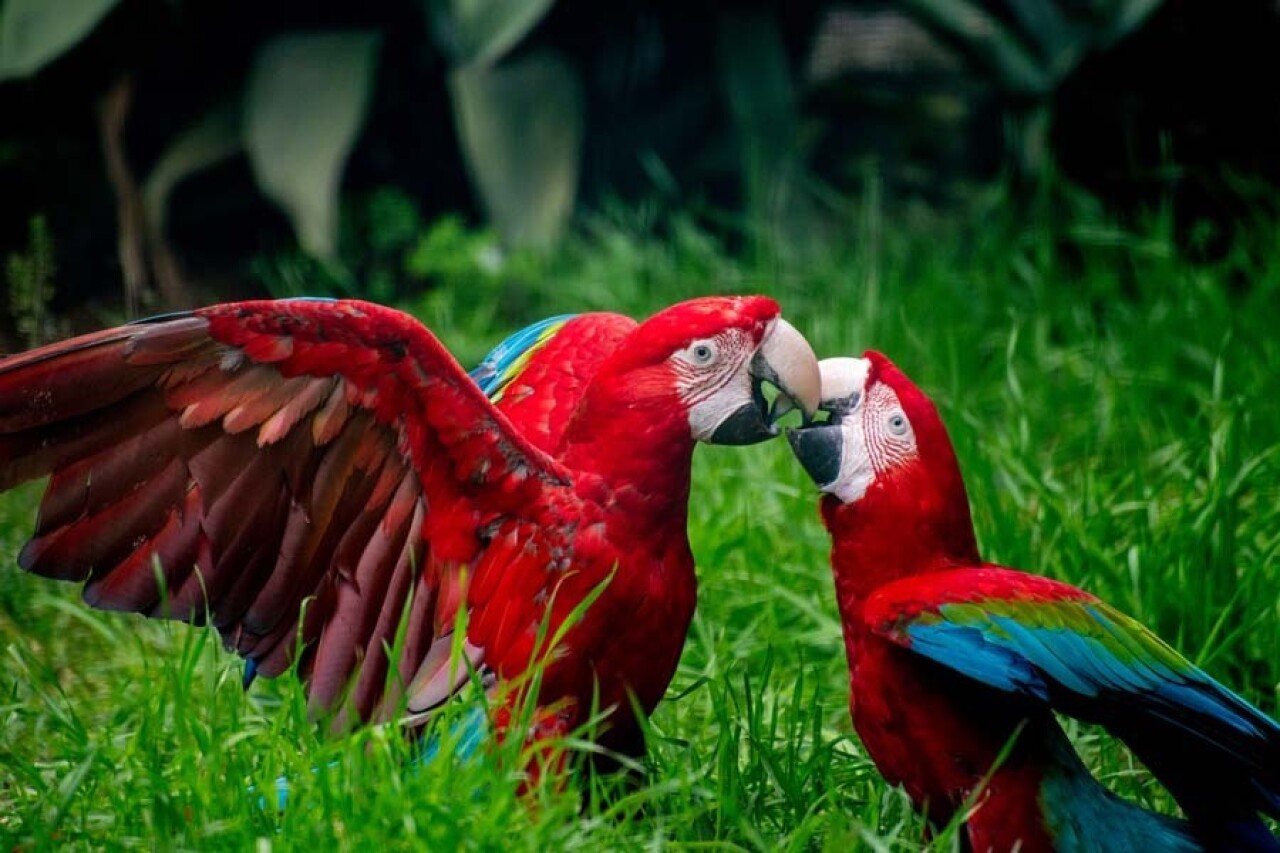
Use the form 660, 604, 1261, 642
1154, 681, 1269, 739
985, 614, 1100, 697
468, 314, 577, 400
1086, 605, 1181, 682
908, 621, 1049, 698
870, 568, 1280, 828
876, 576, 1279, 754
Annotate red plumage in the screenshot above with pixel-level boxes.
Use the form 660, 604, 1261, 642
0, 295, 818, 768
491, 312, 638, 453
789, 351, 1280, 851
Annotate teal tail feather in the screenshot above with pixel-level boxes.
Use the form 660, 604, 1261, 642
251, 706, 489, 812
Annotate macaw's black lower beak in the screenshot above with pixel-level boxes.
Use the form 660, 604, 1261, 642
709, 388, 776, 445
710, 329, 821, 446
786, 423, 844, 489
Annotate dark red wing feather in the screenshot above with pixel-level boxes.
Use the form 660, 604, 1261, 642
0, 299, 578, 720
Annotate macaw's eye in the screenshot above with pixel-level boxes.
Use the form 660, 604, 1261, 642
689, 340, 719, 366
887, 411, 910, 436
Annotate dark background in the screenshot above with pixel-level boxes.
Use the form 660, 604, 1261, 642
2, 0, 1278, 343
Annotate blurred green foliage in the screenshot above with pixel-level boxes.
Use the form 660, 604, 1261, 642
5, 215, 61, 348
251, 189, 519, 307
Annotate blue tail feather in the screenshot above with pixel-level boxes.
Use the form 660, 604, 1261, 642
413, 705, 489, 766
252, 706, 489, 812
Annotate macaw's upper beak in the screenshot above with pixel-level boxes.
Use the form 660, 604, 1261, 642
784, 356, 871, 488
710, 318, 821, 445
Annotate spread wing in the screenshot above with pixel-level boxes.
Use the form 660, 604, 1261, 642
865, 566, 1280, 820
0, 298, 584, 722
476, 312, 638, 452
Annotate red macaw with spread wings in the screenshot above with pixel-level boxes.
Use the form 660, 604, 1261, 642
0, 296, 819, 762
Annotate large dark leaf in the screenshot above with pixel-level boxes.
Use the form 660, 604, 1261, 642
0, 0, 121, 80
902, 0, 1052, 96
450, 49, 582, 248
425, 0, 557, 66
244, 31, 382, 260
903, 0, 1168, 95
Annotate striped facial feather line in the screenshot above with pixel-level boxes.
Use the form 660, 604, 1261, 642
672, 334, 751, 406
864, 383, 918, 473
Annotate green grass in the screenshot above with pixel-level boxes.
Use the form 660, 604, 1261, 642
2, 192, 1279, 850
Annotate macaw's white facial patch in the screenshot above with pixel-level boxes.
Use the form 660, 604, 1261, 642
830, 415, 877, 502
817, 357, 871, 415
676, 332, 755, 440
800, 355, 923, 503
825, 379, 919, 503
804, 355, 875, 501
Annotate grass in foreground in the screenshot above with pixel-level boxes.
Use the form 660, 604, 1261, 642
1, 194, 1278, 850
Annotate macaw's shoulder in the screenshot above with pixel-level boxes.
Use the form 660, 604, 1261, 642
472, 312, 638, 452
469, 314, 578, 399
864, 566, 1098, 631
863, 566, 1195, 698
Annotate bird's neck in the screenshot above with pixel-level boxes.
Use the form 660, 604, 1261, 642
822, 470, 981, 628
559, 397, 696, 544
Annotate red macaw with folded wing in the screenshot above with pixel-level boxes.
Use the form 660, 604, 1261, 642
787, 352, 1279, 851
0, 296, 819, 763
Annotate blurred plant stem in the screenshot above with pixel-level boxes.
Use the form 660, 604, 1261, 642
97, 74, 145, 317
1007, 102, 1053, 185
97, 74, 191, 315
